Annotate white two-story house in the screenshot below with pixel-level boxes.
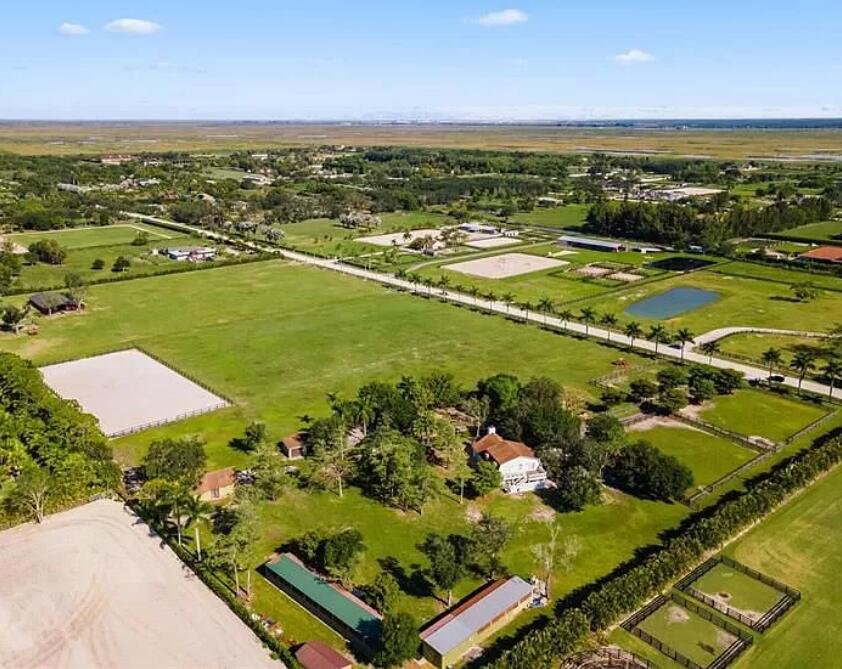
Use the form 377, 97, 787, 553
471, 428, 551, 494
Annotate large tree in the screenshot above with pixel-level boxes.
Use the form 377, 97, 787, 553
143, 436, 207, 487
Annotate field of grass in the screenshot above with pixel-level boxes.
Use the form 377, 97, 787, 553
726, 462, 842, 668
3, 122, 842, 160
3, 222, 181, 250
511, 204, 590, 229
779, 219, 842, 241
636, 600, 736, 666
711, 260, 842, 293
633, 425, 755, 490
701, 389, 828, 443
581, 265, 842, 334
718, 332, 831, 368
0, 259, 655, 468
693, 563, 783, 616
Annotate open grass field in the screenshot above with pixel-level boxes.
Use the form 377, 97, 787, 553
718, 332, 831, 367
636, 600, 736, 667
711, 260, 842, 293
3, 222, 181, 250
511, 204, 590, 229
630, 424, 755, 490
693, 563, 783, 619
581, 264, 842, 333
700, 389, 828, 443
0, 259, 651, 469
778, 219, 842, 241
725, 462, 842, 668
2, 122, 842, 160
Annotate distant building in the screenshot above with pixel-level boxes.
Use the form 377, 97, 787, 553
165, 246, 217, 262
799, 246, 842, 264
294, 642, 353, 669
57, 183, 91, 194
420, 577, 534, 669
195, 467, 236, 502
558, 235, 625, 252
459, 222, 498, 235
472, 428, 550, 494
100, 154, 135, 166
29, 292, 80, 316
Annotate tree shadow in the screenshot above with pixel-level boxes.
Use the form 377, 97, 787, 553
377, 556, 433, 598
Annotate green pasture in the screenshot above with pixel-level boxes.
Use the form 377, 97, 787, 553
727, 463, 842, 668
637, 600, 736, 667
693, 563, 783, 617
632, 425, 755, 490
3, 222, 182, 250
779, 219, 842, 241
511, 204, 590, 229
718, 332, 831, 368
700, 389, 828, 443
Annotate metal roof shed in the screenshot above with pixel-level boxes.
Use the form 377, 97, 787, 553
420, 576, 533, 668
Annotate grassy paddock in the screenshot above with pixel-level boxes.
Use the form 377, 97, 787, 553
700, 389, 828, 443
4, 222, 182, 249
693, 563, 783, 617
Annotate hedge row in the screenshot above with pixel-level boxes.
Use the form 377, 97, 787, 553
481, 429, 842, 669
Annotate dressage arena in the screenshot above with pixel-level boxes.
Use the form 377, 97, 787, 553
0, 501, 278, 669
357, 228, 441, 246
40, 349, 228, 437
464, 236, 521, 249
446, 252, 568, 278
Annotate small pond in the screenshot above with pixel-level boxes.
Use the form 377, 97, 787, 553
625, 287, 720, 319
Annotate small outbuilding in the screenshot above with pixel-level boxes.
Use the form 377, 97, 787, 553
294, 642, 353, 669
420, 577, 533, 669
280, 433, 307, 460
472, 428, 550, 494
29, 292, 80, 316
195, 467, 236, 502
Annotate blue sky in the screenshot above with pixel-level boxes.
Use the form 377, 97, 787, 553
1, 1, 841, 120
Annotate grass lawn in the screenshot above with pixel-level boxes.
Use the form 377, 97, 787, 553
701, 389, 828, 443
718, 332, 831, 368
511, 204, 590, 229
693, 563, 783, 617
727, 463, 842, 668
0, 259, 652, 468
711, 260, 842, 293
580, 266, 842, 334
4, 222, 182, 250
779, 219, 842, 241
632, 425, 755, 490
636, 600, 736, 667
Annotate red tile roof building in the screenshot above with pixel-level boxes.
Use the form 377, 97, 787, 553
800, 246, 842, 263
294, 641, 353, 669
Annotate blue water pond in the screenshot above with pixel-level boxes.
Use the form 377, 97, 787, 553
625, 287, 720, 319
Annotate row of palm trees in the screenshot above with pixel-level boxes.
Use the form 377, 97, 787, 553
392, 271, 841, 398
761, 346, 841, 397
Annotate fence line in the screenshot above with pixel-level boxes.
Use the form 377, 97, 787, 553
672, 413, 772, 452
562, 647, 658, 669
621, 595, 669, 631
784, 408, 840, 445
107, 401, 230, 438
625, 627, 703, 669
686, 451, 774, 506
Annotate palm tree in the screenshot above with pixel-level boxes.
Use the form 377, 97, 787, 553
791, 349, 817, 394
485, 291, 498, 311
558, 308, 573, 330
600, 312, 618, 342
823, 358, 842, 400
468, 285, 481, 306
580, 307, 597, 336
436, 274, 451, 295
502, 292, 515, 315
761, 347, 783, 381
521, 301, 534, 323
537, 297, 555, 325
700, 340, 720, 364
422, 276, 434, 296
675, 328, 695, 363
183, 495, 213, 561
624, 321, 643, 350
649, 324, 669, 355
395, 267, 408, 282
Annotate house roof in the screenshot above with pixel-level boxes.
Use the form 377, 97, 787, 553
295, 642, 353, 669
265, 553, 382, 644
472, 433, 535, 465
195, 467, 235, 494
420, 577, 533, 656
29, 292, 74, 311
800, 246, 842, 262
281, 433, 304, 449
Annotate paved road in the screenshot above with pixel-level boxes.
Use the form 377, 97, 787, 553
125, 213, 839, 399
691, 326, 834, 347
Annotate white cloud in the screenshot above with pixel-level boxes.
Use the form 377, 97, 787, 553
58, 22, 89, 36
477, 9, 529, 27
105, 18, 162, 34
615, 49, 655, 64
